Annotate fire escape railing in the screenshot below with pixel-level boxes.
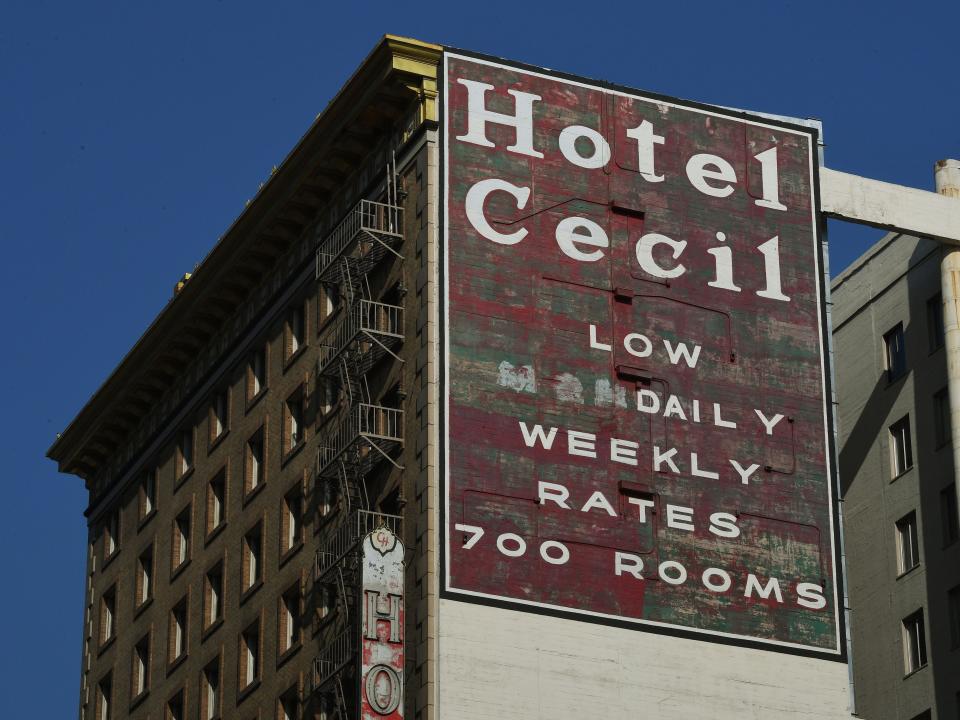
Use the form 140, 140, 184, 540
318, 299, 404, 378
315, 199, 404, 284
316, 404, 403, 479
314, 509, 403, 581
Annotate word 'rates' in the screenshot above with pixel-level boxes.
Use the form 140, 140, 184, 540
441, 51, 841, 656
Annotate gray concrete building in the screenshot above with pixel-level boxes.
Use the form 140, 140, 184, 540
833, 233, 960, 720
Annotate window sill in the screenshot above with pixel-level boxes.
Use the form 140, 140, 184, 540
167, 652, 189, 676
208, 429, 230, 455
237, 678, 261, 705
903, 663, 927, 679
246, 387, 268, 415
138, 509, 157, 533
316, 310, 340, 337
313, 610, 335, 636
243, 481, 266, 508
890, 467, 914, 484
283, 345, 308, 373
886, 372, 907, 388
102, 548, 121, 571
170, 558, 191, 582
279, 540, 303, 568
134, 597, 153, 619
315, 407, 340, 432
205, 522, 227, 547
202, 616, 223, 642
174, 467, 194, 492
240, 579, 263, 605
97, 635, 116, 657
129, 689, 150, 711
281, 440, 305, 468
276, 640, 302, 669
896, 563, 921, 580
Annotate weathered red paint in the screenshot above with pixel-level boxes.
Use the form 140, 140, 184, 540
442, 52, 839, 654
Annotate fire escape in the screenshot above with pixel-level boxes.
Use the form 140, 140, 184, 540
311, 181, 406, 717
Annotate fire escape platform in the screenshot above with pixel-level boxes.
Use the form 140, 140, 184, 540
318, 299, 404, 378
316, 199, 404, 285
316, 404, 404, 481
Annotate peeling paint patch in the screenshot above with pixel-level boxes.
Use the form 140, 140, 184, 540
595, 378, 628, 408
498, 361, 536, 393
555, 373, 584, 404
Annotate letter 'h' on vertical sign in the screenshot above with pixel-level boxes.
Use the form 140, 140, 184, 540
361, 526, 405, 720
364, 591, 402, 642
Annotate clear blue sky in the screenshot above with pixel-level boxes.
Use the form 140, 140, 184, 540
2, 1, 957, 715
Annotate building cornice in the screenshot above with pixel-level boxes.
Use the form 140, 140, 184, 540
48, 35, 442, 485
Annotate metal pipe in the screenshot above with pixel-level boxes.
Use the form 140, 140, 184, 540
937, 160, 960, 504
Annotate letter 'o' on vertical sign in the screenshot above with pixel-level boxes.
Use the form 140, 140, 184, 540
365, 664, 402, 715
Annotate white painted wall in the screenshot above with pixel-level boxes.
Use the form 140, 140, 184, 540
438, 601, 852, 719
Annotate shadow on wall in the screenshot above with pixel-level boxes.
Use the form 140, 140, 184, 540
837, 332, 907, 497
837, 240, 943, 497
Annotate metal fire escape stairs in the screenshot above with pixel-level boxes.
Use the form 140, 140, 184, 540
311, 163, 406, 712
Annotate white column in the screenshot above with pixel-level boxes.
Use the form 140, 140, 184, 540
937, 160, 960, 485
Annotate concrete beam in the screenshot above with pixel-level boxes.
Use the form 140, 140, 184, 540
820, 166, 960, 244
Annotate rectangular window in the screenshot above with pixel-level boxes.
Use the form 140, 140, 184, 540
249, 345, 268, 401
316, 582, 335, 626
279, 583, 301, 656
317, 377, 339, 419
902, 610, 928, 673
287, 304, 306, 359
210, 389, 230, 445
949, 585, 960, 650
884, 323, 907, 382
896, 512, 920, 574
166, 688, 185, 720
935, 388, 951, 449
169, 596, 188, 664
131, 633, 150, 699
140, 469, 157, 521
97, 673, 112, 720
136, 546, 153, 608
177, 427, 195, 479
243, 523, 263, 593
281, 484, 303, 556
278, 684, 299, 720
104, 509, 120, 561
172, 504, 192, 572
245, 427, 266, 496
204, 562, 224, 630
890, 415, 913, 477
239, 620, 260, 690
201, 656, 221, 720
285, 390, 304, 452
100, 584, 116, 646
317, 479, 336, 525
942, 483, 959, 547
928, 293, 944, 352
207, 470, 227, 536
318, 283, 340, 326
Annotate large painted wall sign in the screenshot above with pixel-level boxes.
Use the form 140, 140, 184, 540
441, 50, 842, 657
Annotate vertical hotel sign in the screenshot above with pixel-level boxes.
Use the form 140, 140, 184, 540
361, 527, 405, 718
441, 51, 842, 655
